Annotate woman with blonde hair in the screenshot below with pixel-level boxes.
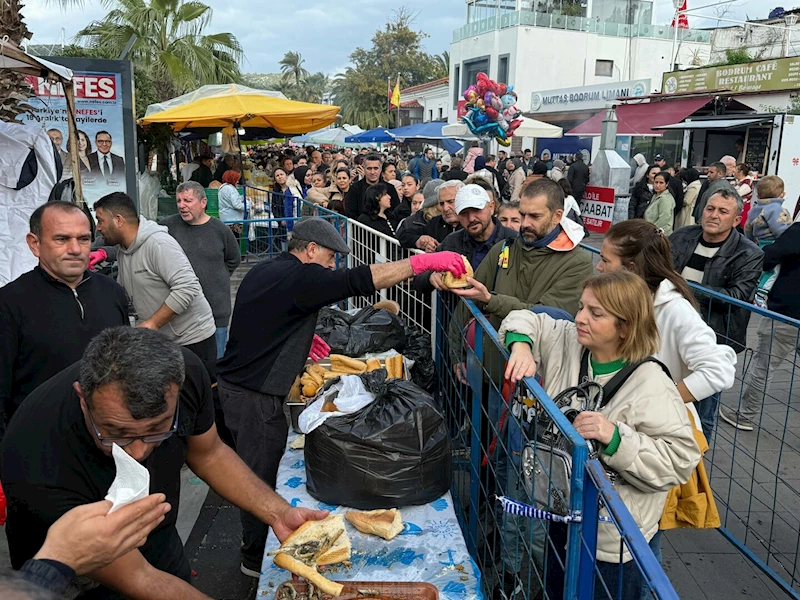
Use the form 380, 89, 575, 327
500, 270, 700, 600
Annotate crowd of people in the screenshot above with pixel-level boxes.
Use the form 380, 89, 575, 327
0, 135, 797, 600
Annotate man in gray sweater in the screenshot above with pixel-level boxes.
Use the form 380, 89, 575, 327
161, 181, 241, 359
94, 192, 217, 377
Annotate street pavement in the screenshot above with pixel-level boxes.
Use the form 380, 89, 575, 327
0, 232, 796, 599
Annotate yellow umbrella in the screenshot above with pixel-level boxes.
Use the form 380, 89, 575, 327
139, 86, 340, 135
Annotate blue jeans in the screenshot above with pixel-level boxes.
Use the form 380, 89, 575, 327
215, 326, 228, 359
696, 393, 720, 442
640, 529, 664, 598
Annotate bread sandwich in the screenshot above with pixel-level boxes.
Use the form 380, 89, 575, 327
441, 255, 473, 289
345, 508, 404, 540
272, 514, 351, 596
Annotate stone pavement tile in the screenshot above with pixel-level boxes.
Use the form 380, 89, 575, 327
662, 528, 737, 555
669, 552, 786, 599
185, 490, 257, 600
660, 541, 706, 599
723, 510, 800, 555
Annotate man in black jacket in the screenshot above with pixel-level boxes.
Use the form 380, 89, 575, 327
413, 183, 517, 294
670, 188, 763, 438
566, 152, 590, 201
217, 217, 467, 576
344, 153, 399, 220
0, 202, 129, 437
720, 220, 800, 431
441, 157, 468, 181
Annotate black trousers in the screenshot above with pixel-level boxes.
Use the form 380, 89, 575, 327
218, 377, 289, 568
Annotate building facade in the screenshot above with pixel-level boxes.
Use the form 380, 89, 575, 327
449, 0, 713, 122
398, 78, 450, 126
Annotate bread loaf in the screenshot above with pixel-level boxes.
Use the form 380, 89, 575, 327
365, 359, 382, 372
442, 255, 474, 289
345, 508, 404, 540
273, 553, 344, 597
330, 354, 367, 374
385, 354, 403, 380
278, 514, 351, 566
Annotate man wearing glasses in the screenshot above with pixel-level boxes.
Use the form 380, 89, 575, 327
0, 327, 327, 599
88, 130, 125, 178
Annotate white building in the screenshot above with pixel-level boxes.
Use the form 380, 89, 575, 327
398, 77, 450, 125
710, 8, 800, 64
448, 0, 713, 152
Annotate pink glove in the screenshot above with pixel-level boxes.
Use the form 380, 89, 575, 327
409, 251, 467, 278
88, 249, 107, 270
308, 334, 331, 363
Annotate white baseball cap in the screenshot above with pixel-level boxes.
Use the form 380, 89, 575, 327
455, 184, 491, 214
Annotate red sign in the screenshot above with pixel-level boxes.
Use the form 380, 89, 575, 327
580, 185, 615, 233
24, 74, 118, 100
457, 100, 467, 119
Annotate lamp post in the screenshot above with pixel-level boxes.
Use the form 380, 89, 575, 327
784, 14, 799, 58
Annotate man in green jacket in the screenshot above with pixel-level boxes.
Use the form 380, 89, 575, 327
450, 178, 593, 329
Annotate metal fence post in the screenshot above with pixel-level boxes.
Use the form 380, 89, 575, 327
577, 460, 601, 600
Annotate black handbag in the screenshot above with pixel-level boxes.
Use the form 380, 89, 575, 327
521, 351, 671, 515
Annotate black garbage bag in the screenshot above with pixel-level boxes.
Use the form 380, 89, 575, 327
315, 307, 353, 355
314, 307, 406, 357
344, 307, 407, 357
403, 326, 434, 392
305, 372, 451, 509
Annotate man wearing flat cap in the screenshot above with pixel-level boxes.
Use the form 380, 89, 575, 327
217, 217, 467, 576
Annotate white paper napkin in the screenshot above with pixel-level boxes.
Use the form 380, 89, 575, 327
104, 443, 150, 513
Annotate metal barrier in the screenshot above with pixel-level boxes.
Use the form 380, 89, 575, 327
345, 217, 435, 339
581, 240, 800, 597
689, 284, 800, 598
579, 461, 679, 600
433, 293, 679, 599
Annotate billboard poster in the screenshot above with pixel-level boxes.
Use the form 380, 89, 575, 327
661, 57, 800, 96
580, 185, 615, 234
18, 71, 127, 210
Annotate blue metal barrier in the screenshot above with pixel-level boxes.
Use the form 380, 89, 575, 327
434, 293, 677, 600
581, 240, 800, 597
580, 461, 679, 600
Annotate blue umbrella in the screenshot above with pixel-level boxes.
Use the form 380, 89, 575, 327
344, 127, 395, 143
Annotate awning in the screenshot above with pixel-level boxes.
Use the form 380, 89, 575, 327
567, 97, 711, 137
655, 117, 772, 130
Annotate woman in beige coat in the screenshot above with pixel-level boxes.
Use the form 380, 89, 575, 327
499, 271, 700, 600
675, 168, 701, 229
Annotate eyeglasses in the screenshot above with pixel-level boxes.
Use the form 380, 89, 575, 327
85, 402, 179, 448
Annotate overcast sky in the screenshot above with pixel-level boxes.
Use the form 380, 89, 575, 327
22, 0, 772, 76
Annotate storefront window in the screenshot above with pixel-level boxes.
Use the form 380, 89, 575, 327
591, 0, 652, 25
630, 130, 684, 169
464, 58, 491, 91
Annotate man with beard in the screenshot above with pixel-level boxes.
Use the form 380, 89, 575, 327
412, 184, 517, 294
448, 178, 593, 326
345, 153, 400, 220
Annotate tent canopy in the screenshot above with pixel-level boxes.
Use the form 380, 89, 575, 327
143, 84, 286, 117
442, 116, 563, 140
0, 43, 72, 81
293, 125, 363, 145
139, 84, 340, 136
389, 121, 477, 142
345, 127, 395, 143
567, 98, 711, 136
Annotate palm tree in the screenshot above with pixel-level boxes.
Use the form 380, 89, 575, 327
302, 72, 328, 104
76, 0, 243, 95
279, 51, 308, 88
432, 51, 450, 79
331, 67, 388, 129
0, 0, 33, 122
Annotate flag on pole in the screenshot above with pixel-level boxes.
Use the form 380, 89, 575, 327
671, 0, 689, 29
390, 79, 401, 109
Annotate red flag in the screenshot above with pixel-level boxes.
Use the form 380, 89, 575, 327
671, 0, 689, 29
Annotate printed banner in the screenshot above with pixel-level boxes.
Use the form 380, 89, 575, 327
662, 57, 800, 96
20, 71, 128, 210
580, 185, 615, 233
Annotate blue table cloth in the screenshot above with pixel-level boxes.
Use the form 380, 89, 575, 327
257, 432, 484, 600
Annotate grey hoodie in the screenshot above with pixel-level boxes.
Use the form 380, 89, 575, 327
117, 217, 215, 345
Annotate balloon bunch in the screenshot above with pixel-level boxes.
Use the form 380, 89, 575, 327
461, 72, 522, 146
